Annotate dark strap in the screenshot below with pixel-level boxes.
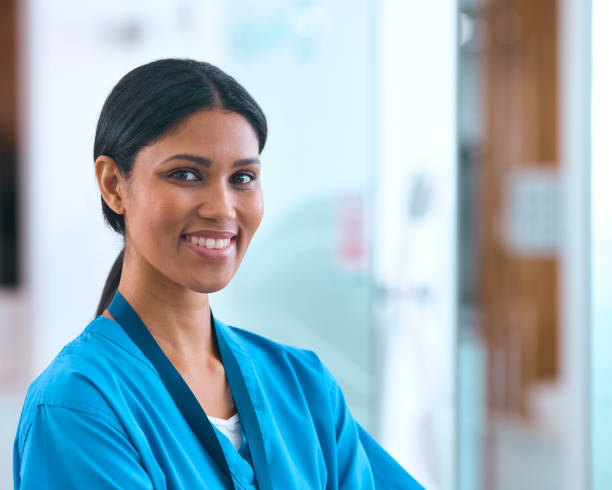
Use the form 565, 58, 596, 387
108, 291, 236, 488
216, 328, 273, 490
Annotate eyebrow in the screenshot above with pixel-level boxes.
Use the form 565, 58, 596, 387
160, 154, 261, 168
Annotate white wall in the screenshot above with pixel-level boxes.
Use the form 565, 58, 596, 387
375, 1, 457, 489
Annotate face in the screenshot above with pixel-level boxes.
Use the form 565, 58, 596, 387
120, 109, 263, 294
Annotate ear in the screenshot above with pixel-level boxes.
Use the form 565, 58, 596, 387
95, 155, 126, 215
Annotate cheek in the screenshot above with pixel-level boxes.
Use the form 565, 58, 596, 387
237, 191, 263, 246
130, 186, 186, 241
151, 204, 180, 236
248, 192, 264, 231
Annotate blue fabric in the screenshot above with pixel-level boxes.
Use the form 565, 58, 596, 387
106, 292, 271, 490
13, 313, 424, 489
106, 293, 240, 487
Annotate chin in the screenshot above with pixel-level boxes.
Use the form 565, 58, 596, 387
186, 278, 232, 294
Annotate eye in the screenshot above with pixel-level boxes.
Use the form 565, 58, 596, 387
230, 172, 256, 185
168, 168, 200, 182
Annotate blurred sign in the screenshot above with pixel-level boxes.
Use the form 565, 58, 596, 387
337, 193, 367, 270
502, 167, 560, 257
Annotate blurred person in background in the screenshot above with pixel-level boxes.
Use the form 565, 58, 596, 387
12, 59, 422, 489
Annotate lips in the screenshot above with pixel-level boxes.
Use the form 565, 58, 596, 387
182, 231, 236, 260
184, 230, 236, 238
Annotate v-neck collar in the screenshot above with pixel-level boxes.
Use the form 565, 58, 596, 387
107, 291, 272, 490
213, 315, 272, 489
211, 418, 255, 485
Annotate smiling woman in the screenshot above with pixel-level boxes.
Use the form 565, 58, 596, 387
12, 59, 423, 489
96, 109, 264, 298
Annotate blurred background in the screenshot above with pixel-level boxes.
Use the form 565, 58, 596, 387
0, 0, 606, 489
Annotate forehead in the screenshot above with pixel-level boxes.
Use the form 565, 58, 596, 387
136, 109, 260, 166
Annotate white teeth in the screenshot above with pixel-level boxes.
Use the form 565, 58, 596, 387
186, 236, 233, 249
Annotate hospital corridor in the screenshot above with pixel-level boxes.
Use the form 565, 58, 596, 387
0, 0, 609, 489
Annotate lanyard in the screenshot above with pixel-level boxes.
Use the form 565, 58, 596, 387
108, 291, 271, 490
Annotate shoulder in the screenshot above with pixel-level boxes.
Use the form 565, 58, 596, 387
23, 316, 150, 407
225, 323, 328, 375
15, 316, 152, 453
220, 322, 338, 401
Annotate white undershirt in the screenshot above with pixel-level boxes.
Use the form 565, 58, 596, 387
208, 413, 243, 450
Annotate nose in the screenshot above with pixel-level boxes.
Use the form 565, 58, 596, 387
196, 180, 236, 223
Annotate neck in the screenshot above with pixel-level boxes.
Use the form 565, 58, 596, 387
112, 250, 218, 365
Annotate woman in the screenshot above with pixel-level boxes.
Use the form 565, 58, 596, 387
13, 59, 423, 489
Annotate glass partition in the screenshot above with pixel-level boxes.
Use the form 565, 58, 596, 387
591, 1, 612, 487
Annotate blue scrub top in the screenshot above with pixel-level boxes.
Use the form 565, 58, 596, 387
13, 300, 424, 489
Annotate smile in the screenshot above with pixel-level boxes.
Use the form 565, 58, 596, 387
186, 236, 231, 249
181, 232, 236, 261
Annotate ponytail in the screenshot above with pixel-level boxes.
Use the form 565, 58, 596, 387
95, 248, 124, 317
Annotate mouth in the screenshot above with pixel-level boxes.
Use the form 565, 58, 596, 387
184, 235, 232, 249
181, 233, 236, 260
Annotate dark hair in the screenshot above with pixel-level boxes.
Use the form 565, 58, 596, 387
94, 59, 267, 316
